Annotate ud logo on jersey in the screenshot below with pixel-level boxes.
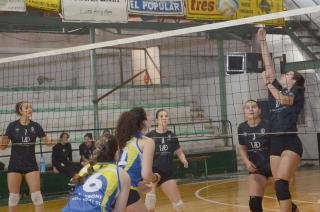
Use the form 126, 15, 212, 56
21, 136, 31, 143
250, 141, 261, 149
159, 144, 168, 152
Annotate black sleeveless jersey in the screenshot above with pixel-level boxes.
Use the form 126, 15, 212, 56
146, 130, 180, 171
268, 79, 304, 133
238, 120, 270, 169
5, 120, 45, 167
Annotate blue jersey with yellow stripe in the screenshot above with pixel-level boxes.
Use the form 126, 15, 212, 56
62, 163, 120, 212
119, 135, 142, 190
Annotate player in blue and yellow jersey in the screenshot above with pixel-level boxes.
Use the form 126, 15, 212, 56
62, 134, 131, 212
116, 107, 161, 212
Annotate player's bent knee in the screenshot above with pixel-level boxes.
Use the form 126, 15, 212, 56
172, 200, 184, 212
249, 196, 263, 212
145, 192, 156, 210
275, 179, 291, 200
31, 191, 43, 206
8, 193, 20, 207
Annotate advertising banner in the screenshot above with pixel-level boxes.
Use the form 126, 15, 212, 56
129, 0, 184, 16
62, 0, 128, 23
26, 0, 60, 12
186, 0, 284, 26
0, 0, 26, 12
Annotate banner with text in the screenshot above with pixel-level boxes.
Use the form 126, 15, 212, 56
129, 0, 184, 16
26, 0, 60, 12
186, 0, 284, 26
62, 0, 128, 23
0, 0, 25, 12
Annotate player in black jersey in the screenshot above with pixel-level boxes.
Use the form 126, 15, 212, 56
238, 100, 271, 212
0, 101, 55, 212
259, 28, 305, 212
79, 133, 95, 166
52, 132, 81, 178
145, 109, 188, 212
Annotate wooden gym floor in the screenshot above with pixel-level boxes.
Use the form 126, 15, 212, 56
0, 169, 319, 212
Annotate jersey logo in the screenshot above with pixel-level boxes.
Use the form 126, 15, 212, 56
25, 129, 28, 135
249, 141, 261, 149
260, 128, 266, 134
159, 144, 168, 152
21, 136, 31, 143
161, 137, 165, 144
15, 128, 19, 132
31, 127, 35, 133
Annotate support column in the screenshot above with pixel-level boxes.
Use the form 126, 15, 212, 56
217, 38, 228, 146
90, 28, 99, 139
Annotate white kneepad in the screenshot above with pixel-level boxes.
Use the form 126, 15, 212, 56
31, 191, 43, 206
145, 192, 157, 210
172, 200, 184, 212
8, 193, 20, 207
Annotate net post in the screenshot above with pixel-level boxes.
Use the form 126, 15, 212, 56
217, 37, 228, 146
89, 28, 100, 139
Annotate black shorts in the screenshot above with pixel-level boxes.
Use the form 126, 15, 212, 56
126, 189, 141, 206
153, 167, 174, 186
8, 162, 38, 174
249, 167, 272, 178
270, 134, 303, 157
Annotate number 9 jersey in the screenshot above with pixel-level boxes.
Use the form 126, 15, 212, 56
62, 163, 121, 212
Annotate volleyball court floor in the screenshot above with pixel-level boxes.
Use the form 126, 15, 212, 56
0, 169, 319, 212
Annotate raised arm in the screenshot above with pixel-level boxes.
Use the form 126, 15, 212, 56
258, 28, 276, 83
266, 83, 294, 106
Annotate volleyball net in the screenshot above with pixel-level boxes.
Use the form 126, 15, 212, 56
0, 5, 320, 165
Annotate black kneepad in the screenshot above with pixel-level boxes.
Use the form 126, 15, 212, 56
249, 196, 263, 212
275, 179, 291, 200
